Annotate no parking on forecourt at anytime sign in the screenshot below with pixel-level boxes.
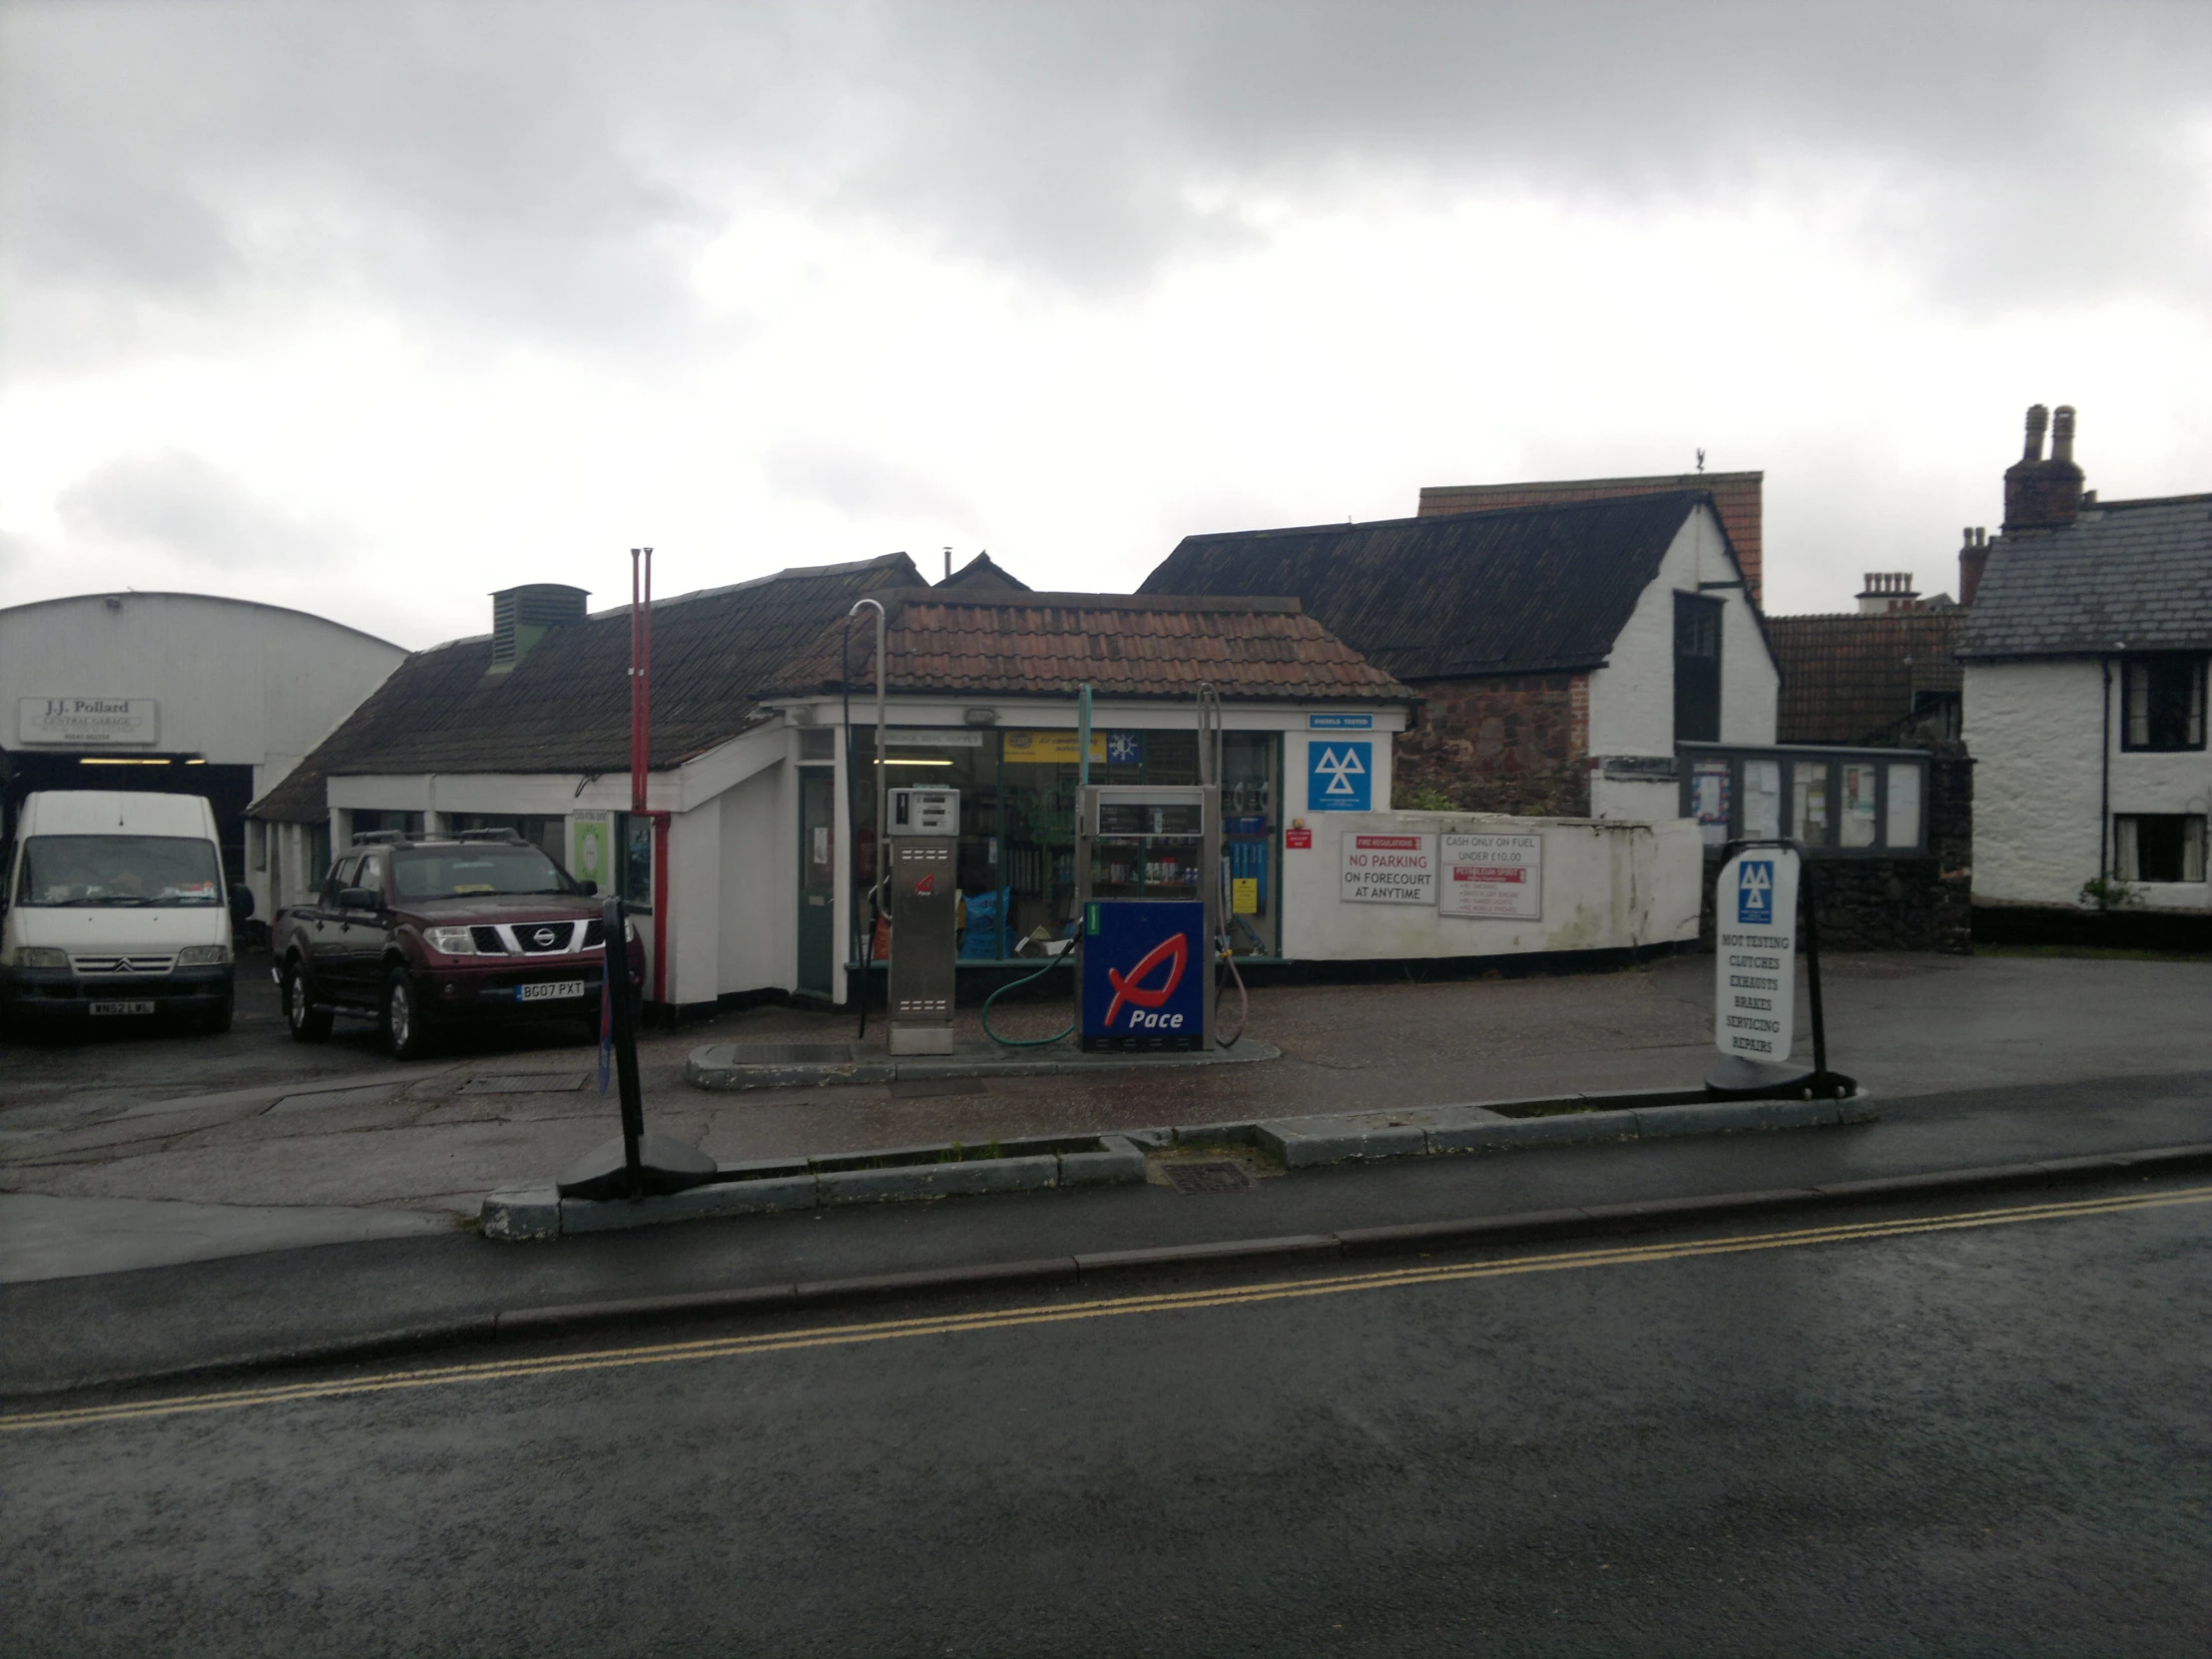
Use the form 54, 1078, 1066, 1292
1341, 833, 1436, 903
1714, 844, 1799, 1063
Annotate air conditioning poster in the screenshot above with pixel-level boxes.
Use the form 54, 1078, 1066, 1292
1340, 832, 1435, 904
1439, 832, 1542, 919
1714, 846, 1798, 1064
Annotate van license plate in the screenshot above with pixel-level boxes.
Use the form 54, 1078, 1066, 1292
516, 981, 585, 1002
90, 1000, 157, 1016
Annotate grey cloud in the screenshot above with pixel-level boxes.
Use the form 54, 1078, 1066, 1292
56, 450, 341, 568
2, 0, 2207, 355
767, 442, 978, 527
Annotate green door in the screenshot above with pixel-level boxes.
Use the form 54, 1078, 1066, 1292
797, 767, 836, 997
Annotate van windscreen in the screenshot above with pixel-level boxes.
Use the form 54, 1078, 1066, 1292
17, 835, 223, 906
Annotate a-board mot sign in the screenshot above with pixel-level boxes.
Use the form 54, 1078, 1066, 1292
1714, 846, 1799, 1064
1341, 832, 1435, 903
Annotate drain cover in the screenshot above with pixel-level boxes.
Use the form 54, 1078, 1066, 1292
721, 1042, 858, 1066
1164, 1161, 1251, 1194
459, 1073, 591, 1095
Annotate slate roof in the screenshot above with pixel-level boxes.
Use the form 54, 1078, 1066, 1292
765, 593, 1412, 705
1418, 470, 1765, 605
1138, 493, 1733, 680
1767, 611, 1964, 744
251, 554, 927, 821
1959, 494, 2212, 659
934, 552, 1030, 592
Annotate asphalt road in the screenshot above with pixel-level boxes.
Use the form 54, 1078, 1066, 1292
8, 1180, 2208, 1656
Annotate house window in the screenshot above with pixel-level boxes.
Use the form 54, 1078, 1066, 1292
2115, 815, 2207, 883
2122, 656, 2206, 751
1673, 594, 1723, 744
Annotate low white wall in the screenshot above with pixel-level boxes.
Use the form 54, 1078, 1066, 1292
1278, 811, 1701, 960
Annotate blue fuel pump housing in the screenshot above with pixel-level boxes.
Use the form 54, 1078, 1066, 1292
1074, 784, 1219, 1052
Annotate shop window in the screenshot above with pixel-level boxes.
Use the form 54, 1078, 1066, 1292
2122, 656, 2207, 751
309, 823, 332, 888
350, 809, 425, 839
1679, 745, 1928, 856
1791, 761, 1829, 845
2115, 816, 2207, 883
620, 813, 654, 905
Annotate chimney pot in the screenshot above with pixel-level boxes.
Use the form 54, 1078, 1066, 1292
2050, 404, 2076, 463
2021, 403, 2048, 461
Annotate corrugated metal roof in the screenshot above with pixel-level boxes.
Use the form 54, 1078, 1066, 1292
766, 592, 1412, 704
1768, 611, 1964, 744
1959, 494, 2212, 659
251, 554, 927, 821
1137, 493, 1716, 680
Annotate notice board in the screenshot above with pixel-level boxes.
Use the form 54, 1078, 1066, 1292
1439, 832, 1542, 919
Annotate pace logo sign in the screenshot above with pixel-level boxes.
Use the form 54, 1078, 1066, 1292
1714, 846, 1800, 1064
1081, 898, 1205, 1051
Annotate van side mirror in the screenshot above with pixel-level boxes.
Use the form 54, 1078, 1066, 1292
230, 886, 257, 923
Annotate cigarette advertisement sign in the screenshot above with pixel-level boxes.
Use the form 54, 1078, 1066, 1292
1439, 832, 1542, 919
1340, 832, 1435, 904
1714, 846, 1799, 1064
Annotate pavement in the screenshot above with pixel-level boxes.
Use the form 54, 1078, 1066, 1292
4, 949, 2211, 1286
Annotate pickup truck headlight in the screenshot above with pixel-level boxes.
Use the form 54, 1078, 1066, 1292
11, 946, 69, 970
424, 926, 479, 956
175, 944, 232, 966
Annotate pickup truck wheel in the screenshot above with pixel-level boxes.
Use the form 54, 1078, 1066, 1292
283, 959, 332, 1042
381, 966, 435, 1060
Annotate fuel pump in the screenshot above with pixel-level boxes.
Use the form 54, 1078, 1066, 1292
885, 786, 959, 1055
1074, 783, 1220, 1051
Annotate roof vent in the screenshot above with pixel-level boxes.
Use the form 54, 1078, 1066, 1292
489, 584, 589, 674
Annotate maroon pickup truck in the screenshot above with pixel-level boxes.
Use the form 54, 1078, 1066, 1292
271, 830, 644, 1059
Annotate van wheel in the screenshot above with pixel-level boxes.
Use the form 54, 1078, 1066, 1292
381, 966, 435, 1060
283, 959, 332, 1042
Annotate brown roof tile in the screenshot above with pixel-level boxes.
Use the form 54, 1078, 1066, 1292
1768, 611, 1964, 744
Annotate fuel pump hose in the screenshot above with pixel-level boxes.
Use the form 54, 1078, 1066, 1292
979, 946, 1077, 1047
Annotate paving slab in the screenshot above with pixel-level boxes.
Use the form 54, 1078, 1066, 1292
0, 1193, 451, 1283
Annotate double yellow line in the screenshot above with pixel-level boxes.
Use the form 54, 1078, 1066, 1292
8, 1182, 2207, 1435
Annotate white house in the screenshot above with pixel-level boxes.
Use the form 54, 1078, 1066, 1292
1140, 490, 1779, 823
0, 591, 406, 923
1961, 406, 2211, 912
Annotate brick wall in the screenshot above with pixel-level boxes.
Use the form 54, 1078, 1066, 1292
1391, 673, 1592, 816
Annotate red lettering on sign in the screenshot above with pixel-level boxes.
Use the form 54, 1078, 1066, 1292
1285, 829, 1312, 848
1452, 866, 1525, 882
1355, 835, 1422, 849
1103, 932, 1189, 1029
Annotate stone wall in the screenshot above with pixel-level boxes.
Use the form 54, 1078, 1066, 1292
1391, 673, 1591, 817
1699, 752, 1973, 953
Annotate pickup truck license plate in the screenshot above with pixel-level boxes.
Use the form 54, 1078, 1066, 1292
90, 1000, 157, 1016
516, 980, 586, 1003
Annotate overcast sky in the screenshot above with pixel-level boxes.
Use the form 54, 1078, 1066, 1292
3, 0, 2208, 649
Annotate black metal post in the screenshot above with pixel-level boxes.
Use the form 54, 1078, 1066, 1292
1797, 847, 1831, 1092
604, 896, 647, 1197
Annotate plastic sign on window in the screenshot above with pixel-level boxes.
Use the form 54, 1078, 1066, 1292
1308, 741, 1372, 811
1714, 846, 1799, 1064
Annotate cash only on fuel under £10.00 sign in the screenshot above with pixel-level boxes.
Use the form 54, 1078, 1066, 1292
1714, 845, 1799, 1064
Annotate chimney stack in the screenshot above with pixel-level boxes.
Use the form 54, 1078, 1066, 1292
1958, 528, 1989, 607
2001, 402, 2084, 533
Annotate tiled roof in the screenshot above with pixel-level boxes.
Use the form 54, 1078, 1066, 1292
934, 552, 1030, 592
1959, 494, 2212, 659
1768, 611, 1964, 744
1419, 471, 1764, 604
765, 593, 1413, 704
251, 554, 926, 821
1138, 493, 1732, 681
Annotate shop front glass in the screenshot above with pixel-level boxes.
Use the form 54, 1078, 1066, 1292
850, 726, 1282, 960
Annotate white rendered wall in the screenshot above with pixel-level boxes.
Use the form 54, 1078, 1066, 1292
662, 797, 722, 1005
1970, 657, 2212, 911
1585, 505, 1777, 821
1277, 811, 1701, 961
1965, 660, 2103, 907
718, 763, 794, 995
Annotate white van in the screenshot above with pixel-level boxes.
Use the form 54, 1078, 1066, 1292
1, 791, 250, 1034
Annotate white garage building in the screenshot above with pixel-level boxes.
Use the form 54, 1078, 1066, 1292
0, 591, 407, 926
